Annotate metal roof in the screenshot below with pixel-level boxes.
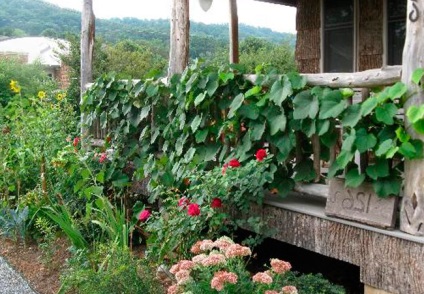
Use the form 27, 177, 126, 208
0, 37, 69, 67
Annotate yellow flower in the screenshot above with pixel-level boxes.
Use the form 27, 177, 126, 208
38, 91, 46, 100
9, 80, 21, 93
56, 93, 64, 101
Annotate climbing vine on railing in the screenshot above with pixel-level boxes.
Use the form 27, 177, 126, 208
82, 61, 424, 199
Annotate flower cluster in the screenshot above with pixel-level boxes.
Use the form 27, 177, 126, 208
167, 237, 299, 294
9, 80, 21, 93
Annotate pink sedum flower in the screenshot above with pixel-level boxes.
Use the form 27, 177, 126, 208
224, 243, 252, 258
201, 253, 226, 266
264, 291, 280, 294
175, 269, 191, 285
210, 271, 238, 291
282, 285, 298, 294
199, 239, 215, 251
270, 258, 292, 274
213, 236, 234, 252
192, 253, 208, 264
252, 272, 273, 284
167, 284, 180, 294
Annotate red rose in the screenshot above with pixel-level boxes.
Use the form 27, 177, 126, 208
255, 149, 267, 162
228, 159, 241, 168
178, 197, 190, 208
99, 152, 107, 163
211, 198, 222, 209
73, 137, 80, 147
187, 203, 200, 216
138, 209, 151, 222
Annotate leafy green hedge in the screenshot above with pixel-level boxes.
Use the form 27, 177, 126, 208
82, 61, 424, 198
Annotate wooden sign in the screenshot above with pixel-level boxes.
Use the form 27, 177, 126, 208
325, 178, 398, 229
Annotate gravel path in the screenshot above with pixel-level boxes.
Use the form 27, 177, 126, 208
0, 257, 36, 294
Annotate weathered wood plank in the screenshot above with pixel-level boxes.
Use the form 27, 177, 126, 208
400, 0, 424, 236
229, 0, 239, 64
81, 0, 95, 137
325, 178, 397, 229
245, 66, 402, 88
168, 0, 190, 77
246, 200, 424, 294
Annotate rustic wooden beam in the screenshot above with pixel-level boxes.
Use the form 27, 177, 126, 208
229, 0, 239, 63
81, 0, 95, 137
400, 0, 424, 236
246, 196, 424, 294
168, 0, 190, 78
245, 66, 402, 88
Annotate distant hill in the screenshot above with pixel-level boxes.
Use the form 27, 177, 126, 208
0, 0, 295, 57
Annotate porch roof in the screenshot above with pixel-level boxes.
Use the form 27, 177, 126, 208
256, 0, 297, 7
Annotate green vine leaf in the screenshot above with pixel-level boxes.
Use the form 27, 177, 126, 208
406, 105, 424, 123
206, 74, 219, 96
412, 68, 424, 85
239, 104, 260, 120
372, 177, 401, 198
399, 141, 418, 159
245, 85, 262, 98
336, 150, 354, 168
191, 114, 203, 133
360, 97, 378, 116
270, 75, 293, 107
345, 167, 365, 188
319, 90, 347, 119
366, 158, 389, 180
375, 139, 394, 157
341, 104, 361, 127
395, 127, 411, 143
268, 112, 287, 135
250, 121, 266, 141
317, 120, 330, 136
228, 93, 245, 118
195, 129, 209, 143
341, 130, 356, 152
354, 128, 377, 153
413, 120, 424, 134
375, 103, 398, 125
288, 72, 307, 90
194, 92, 207, 106
271, 133, 295, 161
293, 158, 316, 182
293, 90, 319, 120
388, 82, 407, 100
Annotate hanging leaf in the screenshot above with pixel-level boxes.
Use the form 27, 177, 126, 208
195, 129, 209, 143
268, 112, 287, 135
238, 104, 260, 120
270, 75, 293, 106
375, 103, 398, 125
317, 120, 330, 136
413, 119, 424, 134
319, 90, 347, 119
228, 93, 245, 118
341, 130, 356, 152
300, 119, 316, 137
375, 139, 394, 157
406, 105, 424, 123
354, 128, 377, 153
366, 158, 389, 180
271, 133, 295, 161
372, 177, 401, 198
345, 167, 365, 188
412, 68, 424, 85
245, 85, 262, 98
388, 82, 407, 99
336, 150, 355, 168
206, 74, 219, 96
250, 121, 266, 141
399, 141, 418, 159
360, 97, 378, 116
395, 127, 410, 143
341, 104, 361, 127
288, 72, 307, 90
191, 114, 203, 133
194, 92, 207, 106
293, 90, 319, 120
293, 158, 316, 182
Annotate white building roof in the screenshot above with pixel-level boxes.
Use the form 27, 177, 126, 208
0, 37, 69, 67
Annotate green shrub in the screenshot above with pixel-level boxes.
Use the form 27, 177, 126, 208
60, 244, 164, 294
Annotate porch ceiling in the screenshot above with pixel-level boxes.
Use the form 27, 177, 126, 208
255, 0, 297, 7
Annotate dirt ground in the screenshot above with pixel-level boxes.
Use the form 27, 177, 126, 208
0, 237, 70, 294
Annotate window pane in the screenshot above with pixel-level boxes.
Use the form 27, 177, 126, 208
324, 0, 354, 27
387, 0, 406, 65
324, 0, 354, 72
324, 28, 354, 72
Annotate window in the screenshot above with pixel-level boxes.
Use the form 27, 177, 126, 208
387, 0, 406, 65
323, 0, 354, 72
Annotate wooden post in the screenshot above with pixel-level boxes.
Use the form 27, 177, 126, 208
229, 0, 239, 63
81, 0, 95, 137
400, 0, 424, 236
168, 0, 190, 78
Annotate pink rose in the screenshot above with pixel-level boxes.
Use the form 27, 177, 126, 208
138, 209, 151, 222
187, 203, 200, 216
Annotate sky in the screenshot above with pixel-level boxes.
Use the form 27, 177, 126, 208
42, 0, 297, 34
